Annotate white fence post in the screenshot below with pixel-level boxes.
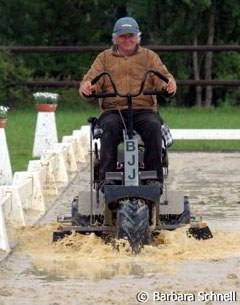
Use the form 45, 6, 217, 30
0, 186, 25, 226
13, 172, 46, 212
73, 126, 91, 163
54, 142, 78, 174
41, 150, 69, 188
28, 159, 59, 196
0, 192, 10, 252
62, 135, 82, 164
32, 107, 58, 157
0, 123, 12, 185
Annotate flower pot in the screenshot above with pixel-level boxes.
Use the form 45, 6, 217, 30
0, 118, 7, 128
36, 104, 58, 112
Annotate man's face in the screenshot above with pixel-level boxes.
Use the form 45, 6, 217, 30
116, 33, 138, 55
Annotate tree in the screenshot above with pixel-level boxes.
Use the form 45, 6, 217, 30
0, 0, 239, 107
129, 0, 240, 107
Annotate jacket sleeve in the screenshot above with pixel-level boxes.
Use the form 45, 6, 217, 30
79, 51, 106, 99
148, 50, 176, 96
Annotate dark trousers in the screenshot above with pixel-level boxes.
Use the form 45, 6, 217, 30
98, 109, 163, 183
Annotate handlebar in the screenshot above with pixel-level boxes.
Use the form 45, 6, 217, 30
89, 70, 170, 139
89, 69, 169, 99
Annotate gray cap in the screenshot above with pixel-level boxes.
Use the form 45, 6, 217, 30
113, 17, 140, 35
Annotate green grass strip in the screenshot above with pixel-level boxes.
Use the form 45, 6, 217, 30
4, 107, 240, 172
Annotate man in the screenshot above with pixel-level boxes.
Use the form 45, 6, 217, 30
79, 17, 176, 189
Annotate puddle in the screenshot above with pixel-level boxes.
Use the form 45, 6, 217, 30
7, 223, 239, 281
24, 264, 65, 282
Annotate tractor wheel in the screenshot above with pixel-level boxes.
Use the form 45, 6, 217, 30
117, 198, 150, 253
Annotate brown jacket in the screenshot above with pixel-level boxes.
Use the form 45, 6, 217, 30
80, 45, 175, 111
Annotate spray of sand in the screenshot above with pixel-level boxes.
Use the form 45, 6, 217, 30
12, 222, 240, 279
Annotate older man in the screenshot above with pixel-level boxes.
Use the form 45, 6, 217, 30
79, 17, 176, 189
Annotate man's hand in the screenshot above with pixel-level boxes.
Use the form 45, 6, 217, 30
163, 77, 177, 95
79, 81, 95, 96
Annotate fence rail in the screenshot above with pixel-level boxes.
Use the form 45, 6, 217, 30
9, 79, 240, 89
2, 45, 240, 88
1, 45, 240, 53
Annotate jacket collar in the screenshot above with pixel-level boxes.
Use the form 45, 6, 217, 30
112, 44, 141, 57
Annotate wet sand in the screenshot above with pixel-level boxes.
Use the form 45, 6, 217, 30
1, 152, 240, 305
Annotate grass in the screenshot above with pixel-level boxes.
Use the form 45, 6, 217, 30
4, 106, 240, 172
6, 108, 99, 172
160, 106, 240, 128
160, 106, 240, 151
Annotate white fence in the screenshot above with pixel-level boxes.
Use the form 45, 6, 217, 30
171, 129, 240, 140
1, 127, 240, 253
0, 125, 90, 253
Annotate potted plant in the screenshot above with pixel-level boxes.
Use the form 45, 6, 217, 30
33, 92, 59, 112
0, 105, 9, 128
